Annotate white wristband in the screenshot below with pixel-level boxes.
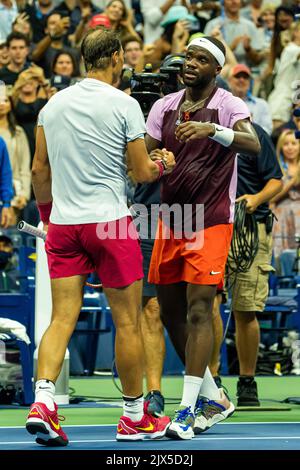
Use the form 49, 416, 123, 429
209, 124, 234, 147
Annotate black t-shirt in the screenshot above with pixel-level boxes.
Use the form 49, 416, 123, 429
14, 98, 47, 160
237, 123, 283, 221
0, 63, 31, 86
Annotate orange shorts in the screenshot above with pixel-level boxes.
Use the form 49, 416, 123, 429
148, 220, 233, 285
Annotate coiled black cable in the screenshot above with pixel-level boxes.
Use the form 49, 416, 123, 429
227, 199, 259, 276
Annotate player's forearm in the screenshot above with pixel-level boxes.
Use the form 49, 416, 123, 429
229, 131, 261, 157
32, 164, 52, 203
132, 159, 161, 183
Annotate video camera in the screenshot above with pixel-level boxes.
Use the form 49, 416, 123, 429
127, 54, 185, 118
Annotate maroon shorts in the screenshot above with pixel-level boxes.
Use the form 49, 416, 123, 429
45, 216, 144, 288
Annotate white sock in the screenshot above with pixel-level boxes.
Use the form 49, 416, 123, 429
123, 395, 144, 422
199, 367, 221, 401
35, 379, 55, 411
180, 375, 203, 411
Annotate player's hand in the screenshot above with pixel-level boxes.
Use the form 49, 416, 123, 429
149, 149, 166, 161
236, 194, 260, 213
175, 121, 215, 142
43, 223, 49, 234
160, 148, 176, 175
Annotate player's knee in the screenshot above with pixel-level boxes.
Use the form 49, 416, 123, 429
187, 301, 211, 327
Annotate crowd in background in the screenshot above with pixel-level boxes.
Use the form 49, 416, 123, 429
0, 0, 300, 274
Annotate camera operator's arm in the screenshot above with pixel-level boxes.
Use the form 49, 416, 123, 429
127, 138, 175, 183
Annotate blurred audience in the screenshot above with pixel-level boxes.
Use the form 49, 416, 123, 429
272, 130, 300, 259
229, 63, 272, 134
0, 31, 31, 86
0, 88, 31, 224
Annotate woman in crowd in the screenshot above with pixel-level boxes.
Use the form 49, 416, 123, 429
12, 66, 48, 161
0, 89, 31, 224
272, 130, 300, 263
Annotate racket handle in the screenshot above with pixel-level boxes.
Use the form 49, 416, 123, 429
18, 220, 47, 241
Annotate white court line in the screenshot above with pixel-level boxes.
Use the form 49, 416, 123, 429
1, 436, 300, 445
1, 421, 300, 430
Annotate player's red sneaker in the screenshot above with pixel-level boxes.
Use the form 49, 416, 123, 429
26, 402, 68, 446
116, 402, 170, 441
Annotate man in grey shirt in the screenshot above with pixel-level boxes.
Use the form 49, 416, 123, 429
204, 0, 263, 65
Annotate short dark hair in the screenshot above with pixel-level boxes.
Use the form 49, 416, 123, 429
81, 29, 121, 72
122, 35, 142, 51
6, 32, 30, 48
204, 36, 226, 61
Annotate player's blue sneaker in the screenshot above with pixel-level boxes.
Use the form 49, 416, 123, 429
194, 389, 235, 434
166, 406, 195, 440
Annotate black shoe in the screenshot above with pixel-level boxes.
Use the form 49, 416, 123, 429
237, 377, 260, 406
144, 390, 165, 417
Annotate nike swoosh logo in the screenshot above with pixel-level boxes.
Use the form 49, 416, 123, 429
29, 411, 39, 415
179, 424, 190, 431
136, 422, 154, 432
117, 426, 123, 433
210, 271, 221, 275
49, 417, 60, 430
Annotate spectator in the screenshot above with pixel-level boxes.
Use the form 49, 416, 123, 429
0, 41, 9, 69
268, 21, 300, 129
70, 0, 99, 38
141, 0, 186, 44
12, 66, 48, 160
12, 12, 33, 44
272, 104, 300, 145
0, 32, 31, 87
24, 0, 56, 44
51, 49, 78, 77
272, 129, 300, 259
146, 6, 197, 69
262, 5, 294, 97
0, 233, 19, 292
55, 0, 77, 16
204, 0, 263, 66
0, 90, 31, 223
86, 0, 140, 44
229, 63, 272, 134
0, 136, 13, 228
0, 0, 18, 42
241, 0, 263, 27
31, 13, 80, 78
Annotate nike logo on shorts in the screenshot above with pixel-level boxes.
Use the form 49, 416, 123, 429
210, 271, 221, 275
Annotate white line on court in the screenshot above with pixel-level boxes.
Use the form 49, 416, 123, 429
1, 421, 300, 429
1, 436, 300, 445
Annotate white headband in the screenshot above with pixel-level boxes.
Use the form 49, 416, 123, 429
187, 38, 225, 67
